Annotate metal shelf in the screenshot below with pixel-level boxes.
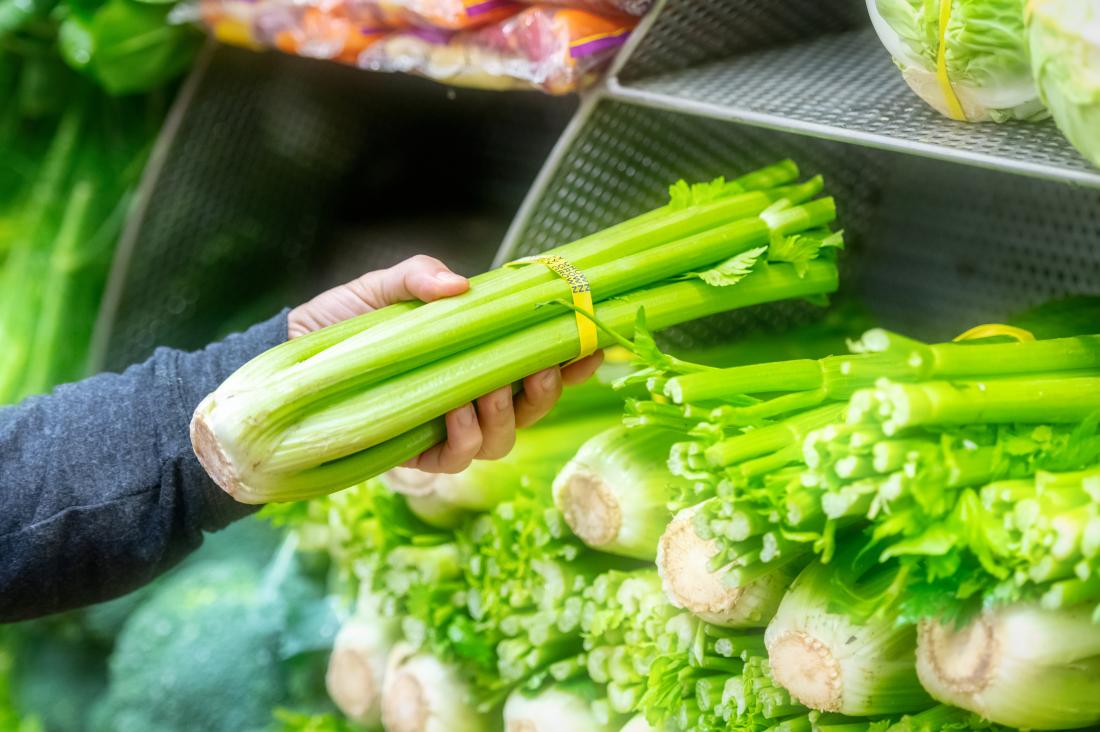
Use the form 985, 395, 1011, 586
499, 99, 1100, 346
607, 26, 1100, 189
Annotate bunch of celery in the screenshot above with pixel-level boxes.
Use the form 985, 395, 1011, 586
651, 331, 1100, 613
190, 161, 843, 504
591, 319, 1100, 727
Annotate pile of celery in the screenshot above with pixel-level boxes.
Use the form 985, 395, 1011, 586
190, 161, 843, 504
607, 320, 1100, 730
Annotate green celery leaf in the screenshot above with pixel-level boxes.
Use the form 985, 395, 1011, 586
693, 246, 766, 287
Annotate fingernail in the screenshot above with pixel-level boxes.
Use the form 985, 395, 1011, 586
458, 404, 476, 426
541, 368, 558, 389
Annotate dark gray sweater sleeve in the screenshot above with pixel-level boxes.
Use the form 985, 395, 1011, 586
0, 311, 289, 622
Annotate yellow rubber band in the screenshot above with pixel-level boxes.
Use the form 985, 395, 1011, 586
937, 0, 968, 122
953, 324, 1036, 343
509, 254, 599, 363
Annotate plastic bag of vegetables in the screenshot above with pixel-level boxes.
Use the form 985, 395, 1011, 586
867, 0, 1047, 122
1027, 0, 1100, 166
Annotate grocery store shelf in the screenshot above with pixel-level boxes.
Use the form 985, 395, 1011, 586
607, 27, 1100, 189
500, 99, 1100, 344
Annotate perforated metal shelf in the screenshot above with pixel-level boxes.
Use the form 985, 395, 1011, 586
607, 26, 1100, 189
500, 100, 1100, 348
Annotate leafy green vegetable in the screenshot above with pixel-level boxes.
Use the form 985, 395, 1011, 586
0, 59, 168, 404
1027, 0, 1100, 166
869, 0, 1045, 122
90, 541, 338, 732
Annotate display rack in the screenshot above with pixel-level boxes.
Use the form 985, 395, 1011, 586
499, 0, 1100, 347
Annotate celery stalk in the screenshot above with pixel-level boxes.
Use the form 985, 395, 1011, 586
196, 261, 839, 503
916, 603, 1100, 729
553, 426, 692, 560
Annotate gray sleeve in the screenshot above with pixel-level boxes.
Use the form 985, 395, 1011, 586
0, 310, 290, 622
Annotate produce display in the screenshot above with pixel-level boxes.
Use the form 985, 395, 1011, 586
202, 0, 639, 93
225, 298, 1100, 732
5, 0, 1100, 727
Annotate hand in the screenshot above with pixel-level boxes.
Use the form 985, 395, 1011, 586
288, 255, 604, 474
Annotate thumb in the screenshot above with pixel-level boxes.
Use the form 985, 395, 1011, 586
352, 255, 469, 308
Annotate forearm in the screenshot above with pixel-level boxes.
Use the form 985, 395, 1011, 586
0, 311, 289, 622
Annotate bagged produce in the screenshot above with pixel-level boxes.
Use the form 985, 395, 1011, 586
358, 5, 637, 93
1027, 0, 1100, 166
518, 0, 653, 16
867, 0, 1046, 122
366, 0, 520, 30
202, 0, 391, 62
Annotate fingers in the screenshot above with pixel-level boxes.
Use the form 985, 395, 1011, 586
515, 367, 562, 429
408, 404, 483, 474
475, 386, 517, 460
561, 350, 604, 386
288, 255, 468, 337
410, 354, 600, 472
351, 255, 469, 309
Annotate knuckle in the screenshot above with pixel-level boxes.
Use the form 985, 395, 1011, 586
409, 254, 440, 269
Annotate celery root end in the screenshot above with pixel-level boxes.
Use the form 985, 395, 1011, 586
768, 629, 843, 712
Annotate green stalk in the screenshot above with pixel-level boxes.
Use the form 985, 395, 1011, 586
765, 553, 931, 716
207, 261, 838, 503
17, 178, 95, 398
860, 376, 1100, 435
223, 183, 811, 393
667, 333, 1100, 408
916, 603, 1100, 729
705, 404, 846, 468
211, 195, 835, 475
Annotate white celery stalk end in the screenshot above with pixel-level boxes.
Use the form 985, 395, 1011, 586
382, 643, 498, 732
764, 560, 930, 716
503, 685, 619, 732
325, 598, 400, 726
657, 504, 792, 627
190, 396, 257, 502
916, 603, 1100, 729
554, 426, 691, 560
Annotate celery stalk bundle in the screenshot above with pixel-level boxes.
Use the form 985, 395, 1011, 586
190, 162, 843, 504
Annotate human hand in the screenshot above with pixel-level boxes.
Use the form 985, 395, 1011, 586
288, 255, 604, 473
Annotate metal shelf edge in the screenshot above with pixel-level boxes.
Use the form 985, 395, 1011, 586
604, 78, 1100, 190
